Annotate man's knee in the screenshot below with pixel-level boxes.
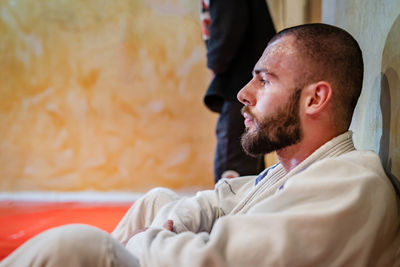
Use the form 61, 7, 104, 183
1, 224, 122, 267
37, 224, 112, 266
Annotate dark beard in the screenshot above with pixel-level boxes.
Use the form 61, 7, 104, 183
241, 88, 303, 157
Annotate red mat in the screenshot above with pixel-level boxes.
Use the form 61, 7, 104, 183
0, 201, 132, 260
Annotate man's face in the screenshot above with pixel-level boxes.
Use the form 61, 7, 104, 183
237, 36, 304, 156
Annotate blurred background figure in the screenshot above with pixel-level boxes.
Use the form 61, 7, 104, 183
200, 0, 276, 182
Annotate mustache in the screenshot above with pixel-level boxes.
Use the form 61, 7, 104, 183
241, 106, 255, 118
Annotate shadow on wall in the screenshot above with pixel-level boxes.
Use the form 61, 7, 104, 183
380, 14, 400, 190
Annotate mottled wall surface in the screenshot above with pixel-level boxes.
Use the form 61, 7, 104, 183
267, 0, 321, 31
323, 0, 400, 182
0, 0, 217, 192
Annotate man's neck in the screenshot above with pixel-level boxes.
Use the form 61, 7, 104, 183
276, 132, 341, 173
276, 143, 311, 173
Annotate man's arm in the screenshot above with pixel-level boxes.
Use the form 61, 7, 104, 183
148, 189, 224, 234
113, 176, 255, 245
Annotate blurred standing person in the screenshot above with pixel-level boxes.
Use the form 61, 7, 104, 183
201, 0, 276, 182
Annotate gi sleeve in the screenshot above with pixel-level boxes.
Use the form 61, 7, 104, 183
149, 189, 224, 234
149, 176, 256, 234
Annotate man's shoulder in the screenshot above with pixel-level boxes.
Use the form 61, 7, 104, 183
335, 149, 384, 171
305, 149, 390, 186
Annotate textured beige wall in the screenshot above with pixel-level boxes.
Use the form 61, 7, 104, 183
267, 0, 321, 31
322, 0, 400, 182
0, 0, 218, 192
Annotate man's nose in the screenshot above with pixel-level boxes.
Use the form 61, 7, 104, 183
237, 82, 255, 106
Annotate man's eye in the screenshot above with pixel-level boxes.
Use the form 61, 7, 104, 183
260, 79, 269, 86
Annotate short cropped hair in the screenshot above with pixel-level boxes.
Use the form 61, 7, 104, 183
270, 23, 364, 130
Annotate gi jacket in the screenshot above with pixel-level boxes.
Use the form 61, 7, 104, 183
123, 132, 400, 266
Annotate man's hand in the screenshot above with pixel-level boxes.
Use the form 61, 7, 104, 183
163, 220, 175, 232
209, 69, 215, 81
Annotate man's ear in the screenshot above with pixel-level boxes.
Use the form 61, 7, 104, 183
303, 81, 332, 115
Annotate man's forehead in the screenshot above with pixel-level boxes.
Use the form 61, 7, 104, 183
263, 36, 297, 59
255, 36, 298, 71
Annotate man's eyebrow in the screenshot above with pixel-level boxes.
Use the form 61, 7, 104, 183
252, 69, 277, 78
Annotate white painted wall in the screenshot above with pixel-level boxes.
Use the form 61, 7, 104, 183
322, 0, 400, 181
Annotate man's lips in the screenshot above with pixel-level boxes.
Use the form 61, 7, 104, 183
243, 113, 255, 128
241, 106, 257, 128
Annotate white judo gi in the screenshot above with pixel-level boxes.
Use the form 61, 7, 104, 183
113, 131, 400, 266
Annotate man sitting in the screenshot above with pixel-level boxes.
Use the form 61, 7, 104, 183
1, 23, 399, 267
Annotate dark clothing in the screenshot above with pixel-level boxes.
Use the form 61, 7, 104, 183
204, 0, 276, 112
202, 0, 276, 181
